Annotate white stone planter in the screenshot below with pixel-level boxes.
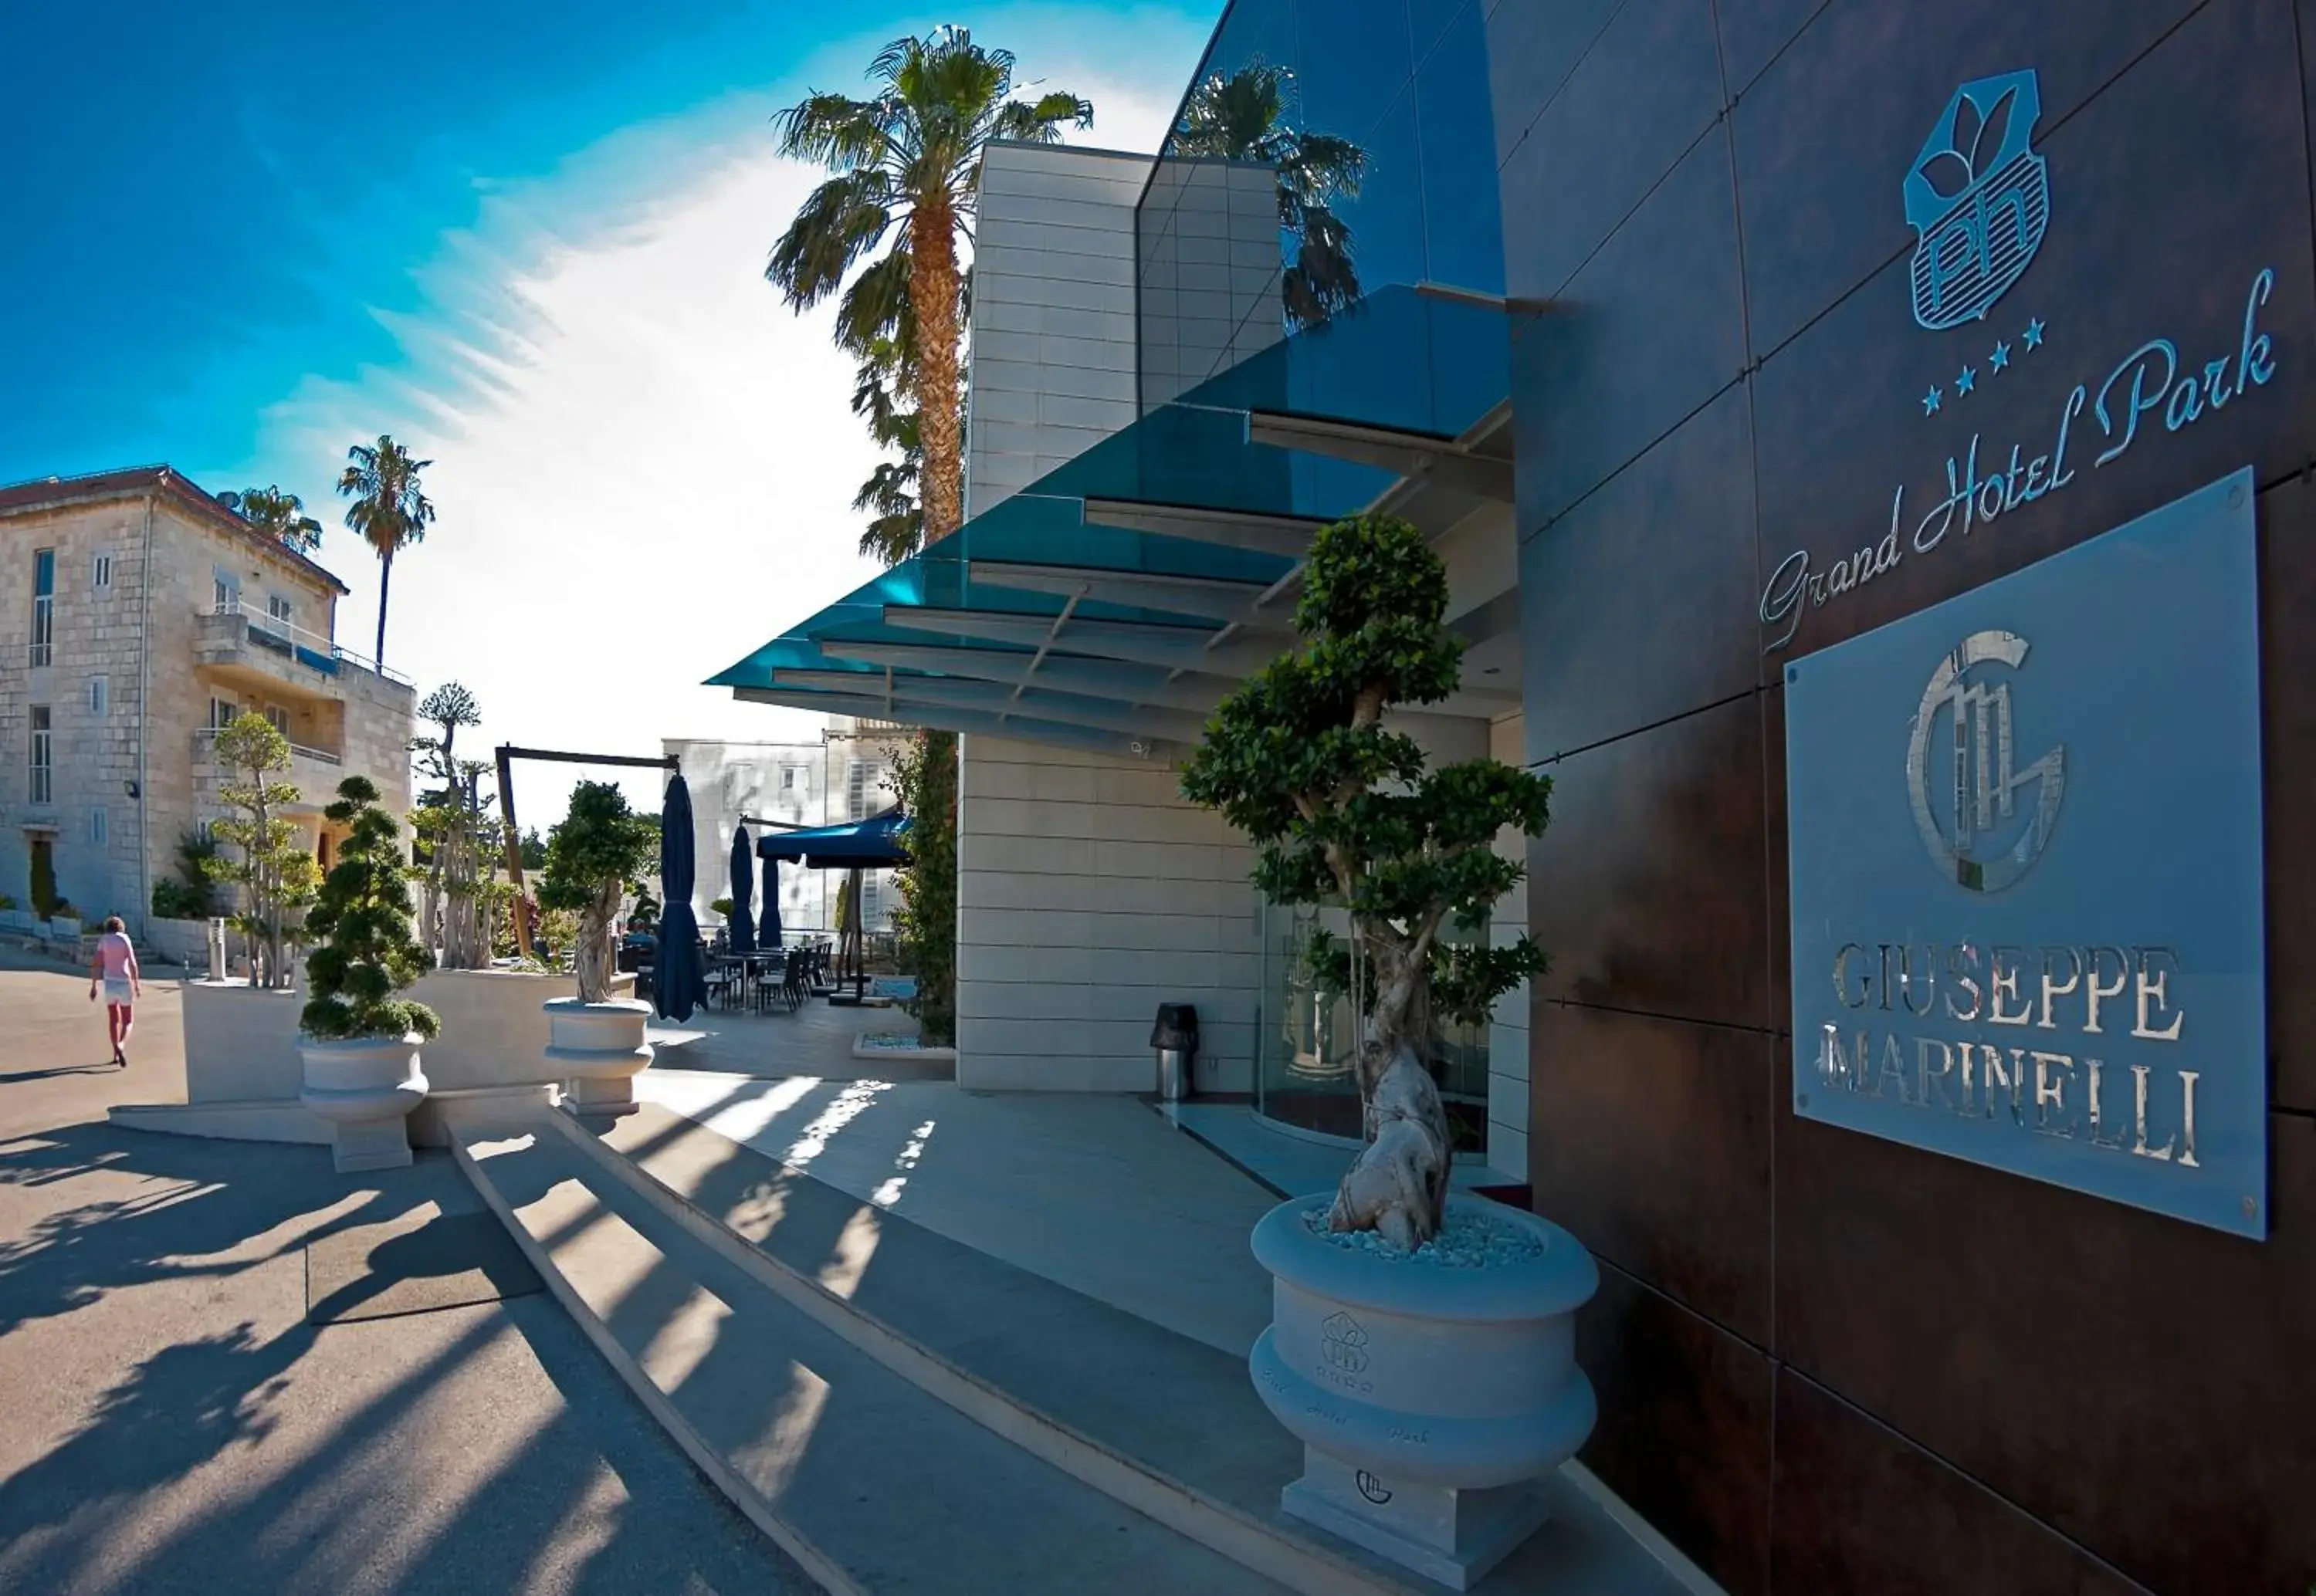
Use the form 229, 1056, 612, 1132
545, 998, 653, 1125
1248, 1194, 1600, 1590
298, 1035, 429, 1174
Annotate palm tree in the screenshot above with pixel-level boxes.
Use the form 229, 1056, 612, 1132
1173, 62, 1366, 331
218, 485, 323, 553
767, 26, 1090, 546
335, 435, 435, 668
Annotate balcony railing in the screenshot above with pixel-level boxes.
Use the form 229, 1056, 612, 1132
202, 602, 412, 686
193, 727, 344, 768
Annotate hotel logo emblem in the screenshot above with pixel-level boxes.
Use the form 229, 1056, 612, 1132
1319, 1311, 1370, 1375
1905, 630, 2066, 893
1906, 69, 2049, 330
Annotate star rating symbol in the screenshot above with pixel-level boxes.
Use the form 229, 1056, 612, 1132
2024, 316, 2046, 350
1955, 365, 1977, 396
1923, 385, 1943, 416
1990, 339, 2012, 373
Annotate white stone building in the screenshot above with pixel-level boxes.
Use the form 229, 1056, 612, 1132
665, 717, 907, 937
0, 465, 415, 945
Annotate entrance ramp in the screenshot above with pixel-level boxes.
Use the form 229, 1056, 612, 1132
486, 1075, 1722, 1596
453, 1117, 1287, 1596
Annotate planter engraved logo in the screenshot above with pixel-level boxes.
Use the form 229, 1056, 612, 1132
1908, 71, 2047, 330
1905, 630, 2065, 892
1319, 1311, 1370, 1375
1356, 1471, 1393, 1505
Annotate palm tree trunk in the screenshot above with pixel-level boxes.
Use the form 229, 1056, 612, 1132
374, 550, 393, 667
908, 198, 964, 540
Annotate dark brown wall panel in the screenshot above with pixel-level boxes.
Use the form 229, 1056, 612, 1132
1776, 1109, 2316, 1594
1512, 127, 1747, 537
2260, 474, 2316, 1113
1531, 1000, 1776, 1342
1750, 0, 2316, 661
1529, 692, 1769, 1029
1576, 1262, 1775, 1596
1520, 381, 1762, 759
1771, 1371, 2150, 1596
1496, 0, 1724, 302
1730, 0, 2205, 357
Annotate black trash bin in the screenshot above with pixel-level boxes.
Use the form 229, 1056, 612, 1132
1150, 1003, 1199, 1101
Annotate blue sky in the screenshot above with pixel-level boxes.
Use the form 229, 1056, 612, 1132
4, 0, 1216, 811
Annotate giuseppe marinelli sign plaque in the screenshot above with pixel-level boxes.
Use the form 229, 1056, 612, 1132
1784, 468, 2268, 1238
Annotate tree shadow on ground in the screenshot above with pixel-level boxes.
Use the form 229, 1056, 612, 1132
0, 1124, 808, 1594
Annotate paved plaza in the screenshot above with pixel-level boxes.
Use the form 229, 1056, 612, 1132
0, 954, 812, 1595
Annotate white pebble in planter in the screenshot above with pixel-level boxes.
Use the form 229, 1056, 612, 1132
545, 997, 653, 1127
299, 1035, 428, 1174
1248, 1194, 1599, 1589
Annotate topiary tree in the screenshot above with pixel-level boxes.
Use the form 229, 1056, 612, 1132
1181, 514, 1553, 1247
537, 782, 659, 1004
301, 776, 439, 1042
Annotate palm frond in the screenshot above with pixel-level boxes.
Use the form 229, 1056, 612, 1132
767, 169, 898, 309
991, 91, 1093, 144
834, 245, 914, 360
771, 91, 899, 172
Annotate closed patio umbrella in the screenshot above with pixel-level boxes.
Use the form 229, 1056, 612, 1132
727, 824, 756, 955
654, 774, 707, 1021
758, 855, 783, 948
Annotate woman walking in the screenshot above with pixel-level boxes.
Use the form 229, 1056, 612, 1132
88, 915, 142, 1067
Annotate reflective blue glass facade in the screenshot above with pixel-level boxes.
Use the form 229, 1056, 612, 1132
1136, 0, 1506, 430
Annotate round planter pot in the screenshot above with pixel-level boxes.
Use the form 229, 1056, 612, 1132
544, 998, 653, 1125
1248, 1193, 1600, 1591
298, 1034, 428, 1174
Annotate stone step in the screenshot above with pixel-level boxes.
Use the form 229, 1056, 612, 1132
581, 1100, 1717, 1596
453, 1121, 1289, 1596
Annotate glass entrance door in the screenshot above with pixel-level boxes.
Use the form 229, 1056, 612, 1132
1253, 897, 1493, 1154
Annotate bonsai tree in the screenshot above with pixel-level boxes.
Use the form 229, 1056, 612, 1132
208, 712, 322, 987
537, 782, 659, 1004
1181, 515, 1552, 1248
626, 884, 660, 935
301, 776, 440, 1043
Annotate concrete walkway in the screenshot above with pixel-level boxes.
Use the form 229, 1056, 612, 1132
635, 1067, 1279, 1356
0, 957, 812, 1595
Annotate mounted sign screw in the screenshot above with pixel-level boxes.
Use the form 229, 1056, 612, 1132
1796, 1093, 1810, 1109
2243, 1195, 2258, 1217
1786, 666, 1799, 684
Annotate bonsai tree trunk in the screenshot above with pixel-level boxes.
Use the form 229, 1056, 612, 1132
1329, 928, 1454, 1249
574, 878, 621, 1004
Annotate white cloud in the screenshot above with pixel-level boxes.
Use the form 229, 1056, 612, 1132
250, 63, 1187, 823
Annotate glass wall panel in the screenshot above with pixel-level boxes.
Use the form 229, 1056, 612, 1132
1254, 895, 1492, 1156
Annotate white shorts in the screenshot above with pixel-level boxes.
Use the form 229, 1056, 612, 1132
102, 977, 131, 1005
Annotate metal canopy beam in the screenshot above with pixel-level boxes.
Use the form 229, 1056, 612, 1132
733, 686, 1185, 765
770, 668, 1210, 745
1078, 498, 1319, 558
820, 641, 1236, 715
872, 604, 1514, 713
880, 606, 1283, 678
967, 560, 1294, 632
1246, 411, 1515, 503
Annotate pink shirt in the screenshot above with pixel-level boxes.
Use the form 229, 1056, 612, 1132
96, 932, 135, 978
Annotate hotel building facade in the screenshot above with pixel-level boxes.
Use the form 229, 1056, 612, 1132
716, 4, 2314, 1589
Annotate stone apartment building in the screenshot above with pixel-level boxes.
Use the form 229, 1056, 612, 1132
665, 718, 907, 936
0, 465, 415, 942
